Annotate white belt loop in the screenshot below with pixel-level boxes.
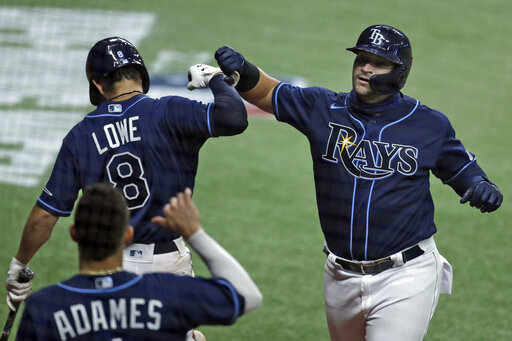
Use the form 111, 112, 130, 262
327, 253, 338, 264
173, 237, 187, 255
417, 236, 436, 253
390, 251, 404, 267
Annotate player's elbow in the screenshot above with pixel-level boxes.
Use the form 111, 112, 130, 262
242, 286, 263, 314
212, 101, 248, 136
229, 109, 249, 135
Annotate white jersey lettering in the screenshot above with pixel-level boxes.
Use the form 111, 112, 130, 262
147, 300, 163, 330
129, 298, 145, 329
54, 310, 76, 341
91, 116, 141, 155
109, 298, 127, 329
52, 298, 162, 338
70, 304, 91, 335
90, 300, 109, 331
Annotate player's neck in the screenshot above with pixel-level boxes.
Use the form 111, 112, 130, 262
348, 90, 400, 116
79, 253, 123, 275
108, 80, 143, 102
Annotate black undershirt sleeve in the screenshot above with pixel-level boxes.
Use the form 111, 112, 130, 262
209, 75, 248, 137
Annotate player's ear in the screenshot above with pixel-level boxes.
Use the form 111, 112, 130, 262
69, 224, 78, 243
124, 226, 134, 246
92, 79, 105, 96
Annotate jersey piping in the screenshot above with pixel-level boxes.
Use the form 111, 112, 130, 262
347, 111, 366, 259
206, 103, 213, 136
56, 275, 143, 294
214, 278, 240, 324
37, 198, 72, 215
273, 82, 286, 120
362, 99, 419, 259
443, 158, 477, 184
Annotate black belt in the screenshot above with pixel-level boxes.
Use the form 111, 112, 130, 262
154, 241, 179, 254
323, 245, 424, 275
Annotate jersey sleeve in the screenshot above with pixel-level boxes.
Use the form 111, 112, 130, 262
36, 135, 81, 217
271, 82, 336, 134
431, 118, 484, 188
163, 275, 245, 329
162, 96, 214, 139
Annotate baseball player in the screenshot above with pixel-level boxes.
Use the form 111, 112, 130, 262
212, 25, 503, 341
6, 37, 247, 341
16, 183, 262, 340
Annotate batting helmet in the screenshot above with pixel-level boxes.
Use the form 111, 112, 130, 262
86, 37, 150, 105
347, 25, 412, 95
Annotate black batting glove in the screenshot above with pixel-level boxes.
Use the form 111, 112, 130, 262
215, 45, 246, 75
215, 46, 260, 91
460, 180, 503, 213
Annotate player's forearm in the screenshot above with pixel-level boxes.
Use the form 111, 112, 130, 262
15, 206, 58, 264
239, 68, 279, 114
209, 75, 248, 136
187, 228, 263, 314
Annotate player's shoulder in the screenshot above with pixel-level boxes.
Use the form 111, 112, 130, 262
155, 94, 200, 107
275, 82, 341, 105
25, 283, 62, 306
142, 272, 227, 289
67, 95, 158, 132
277, 82, 338, 96
141, 271, 188, 285
403, 94, 451, 125
153, 95, 207, 118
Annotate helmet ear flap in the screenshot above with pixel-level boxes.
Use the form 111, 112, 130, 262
369, 63, 410, 95
369, 66, 401, 95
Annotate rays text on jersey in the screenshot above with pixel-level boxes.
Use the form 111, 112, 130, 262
322, 122, 418, 179
92, 116, 141, 155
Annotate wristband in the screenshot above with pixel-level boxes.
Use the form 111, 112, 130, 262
235, 60, 260, 92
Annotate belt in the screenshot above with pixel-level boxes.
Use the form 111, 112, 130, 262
153, 241, 179, 254
323, 245, 424, 275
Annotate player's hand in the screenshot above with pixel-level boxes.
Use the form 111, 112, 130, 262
151, 188, 201, 239
187, 64, 223, 90
460, 180, 503, 213
5, 257, 32, 312
215, 45, 245, 85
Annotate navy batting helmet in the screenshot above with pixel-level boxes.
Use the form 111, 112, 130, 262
86, 37, 150, 105
347, 25, 412, 95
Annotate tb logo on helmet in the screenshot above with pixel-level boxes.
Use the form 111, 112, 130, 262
369, 28, 385, 45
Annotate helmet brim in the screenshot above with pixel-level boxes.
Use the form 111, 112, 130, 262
346, 46, 402, 65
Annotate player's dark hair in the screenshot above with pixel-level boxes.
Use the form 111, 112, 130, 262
93, 64, 144, 95
74, 183, 129, 261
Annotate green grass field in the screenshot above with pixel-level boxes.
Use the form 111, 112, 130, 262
1, 0, 511, 340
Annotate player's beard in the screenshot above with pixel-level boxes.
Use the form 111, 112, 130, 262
352, 72, 391, 104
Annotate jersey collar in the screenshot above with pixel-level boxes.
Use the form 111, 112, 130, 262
87, 94, 147, 118
347, 90, 402, 117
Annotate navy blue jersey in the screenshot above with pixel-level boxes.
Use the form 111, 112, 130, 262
272, 83, 481, 260
16, 271, 244, 341
37, 94, 216, 243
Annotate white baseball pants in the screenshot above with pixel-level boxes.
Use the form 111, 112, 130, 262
123, 237, 194, 276
324, 237, 444, 341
